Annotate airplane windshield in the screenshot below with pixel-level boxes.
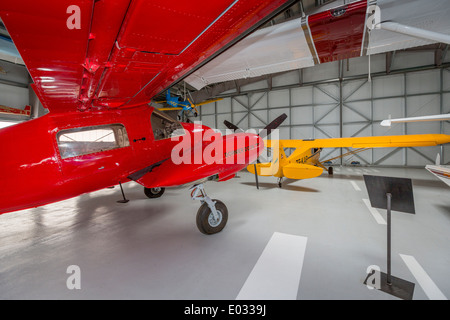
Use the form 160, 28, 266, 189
151, 109, 185, 141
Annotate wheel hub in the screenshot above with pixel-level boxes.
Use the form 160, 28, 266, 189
208, 210, 222, 227
151, 187, 161, 194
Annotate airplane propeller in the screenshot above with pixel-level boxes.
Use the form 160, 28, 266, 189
223, 113, 287, 189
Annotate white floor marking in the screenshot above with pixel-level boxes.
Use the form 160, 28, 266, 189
372, 169, 380, 173
400, 254, 447, 300
236, 232, 307, 300
350, 181, 361, 191
362, 199, 387, 225
347, 168, 354, 172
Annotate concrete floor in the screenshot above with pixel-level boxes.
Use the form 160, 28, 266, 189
0, 166, 449, 300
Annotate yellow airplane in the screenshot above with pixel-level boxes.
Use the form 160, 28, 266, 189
247, 134, 450, 187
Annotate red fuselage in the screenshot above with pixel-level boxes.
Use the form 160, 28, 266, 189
0, 105, 263, 214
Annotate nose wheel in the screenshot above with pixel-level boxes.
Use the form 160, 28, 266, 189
190, 184, 228, 235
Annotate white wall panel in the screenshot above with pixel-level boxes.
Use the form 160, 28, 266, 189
233, 112, 248, 130
342, 123, 372, 138
249, 92, 267, 110
0, 83, 29, 108
407, 147, 440, 166
443, 93, 450, 113
291, 106, 313, 125
406, 69, 440, 95
292, 126, 313, 140
232, 96, 248, 113
249, 110, 268, 128
393, 51, 435, 71
444, 70, 450, 90
291, 87, 313, 105
373, 74, 404, 98
406, 94, 440, 117
373, 148, 404, 166
343, 54, 386, 78
303, 61, 339, 83
200, 101, 216, 115
373, 98, 405, 121
343, 80, 371, 101
313, 84, 339, 104
268, 89, 289, 107
314, 125, 339, 139
272, 70, 300, 87
240, 80, 268, 92
314, 104, 339, 125
343, 101, 371, 122
217, 97, 232, 113
268, 108, 289, 123
201, 115, 216, 129
279, 127, 290, 140
217, 114, 231, 130
407, 121, 442, 135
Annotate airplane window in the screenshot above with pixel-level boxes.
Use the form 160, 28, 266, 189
57, 124, 130, 159
150, 109, 185, 141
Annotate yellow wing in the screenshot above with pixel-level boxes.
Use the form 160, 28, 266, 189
194, 98, 223, 107
266, 134, 450, 149
157, 107, 183, 111
267, 134, 450, 165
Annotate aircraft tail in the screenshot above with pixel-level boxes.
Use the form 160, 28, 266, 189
247, 162, 273, 176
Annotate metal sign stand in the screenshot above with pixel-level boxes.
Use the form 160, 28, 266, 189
363, 175, 416, 300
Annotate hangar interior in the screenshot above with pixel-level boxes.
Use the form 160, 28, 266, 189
0, 0, 449, 300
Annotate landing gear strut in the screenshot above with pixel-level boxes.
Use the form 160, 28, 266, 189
277, 177, 283, 188
190, 184, 228, 235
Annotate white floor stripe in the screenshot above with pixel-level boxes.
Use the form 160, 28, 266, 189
350, 181, 361, 191
347, 168, 354, 172
236, 232, 307, 300
400, 254, 447, 300
372, 169, 380, 173
362, 199, 387, 225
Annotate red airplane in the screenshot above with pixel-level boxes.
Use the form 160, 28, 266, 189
0, 0, 295, 234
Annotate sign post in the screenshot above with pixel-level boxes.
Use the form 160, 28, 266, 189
363, 175, 416, 300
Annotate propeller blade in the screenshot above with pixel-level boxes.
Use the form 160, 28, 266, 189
259, 113, 287, 139
224, 113, 287, 190
223, 120, 241, 132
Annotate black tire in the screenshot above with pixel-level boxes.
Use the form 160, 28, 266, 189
196, 200, 228, 235
144, 187, 165, 199
328, 167, 334, 175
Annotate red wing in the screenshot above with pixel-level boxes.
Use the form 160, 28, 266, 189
0, 0, 293, 114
